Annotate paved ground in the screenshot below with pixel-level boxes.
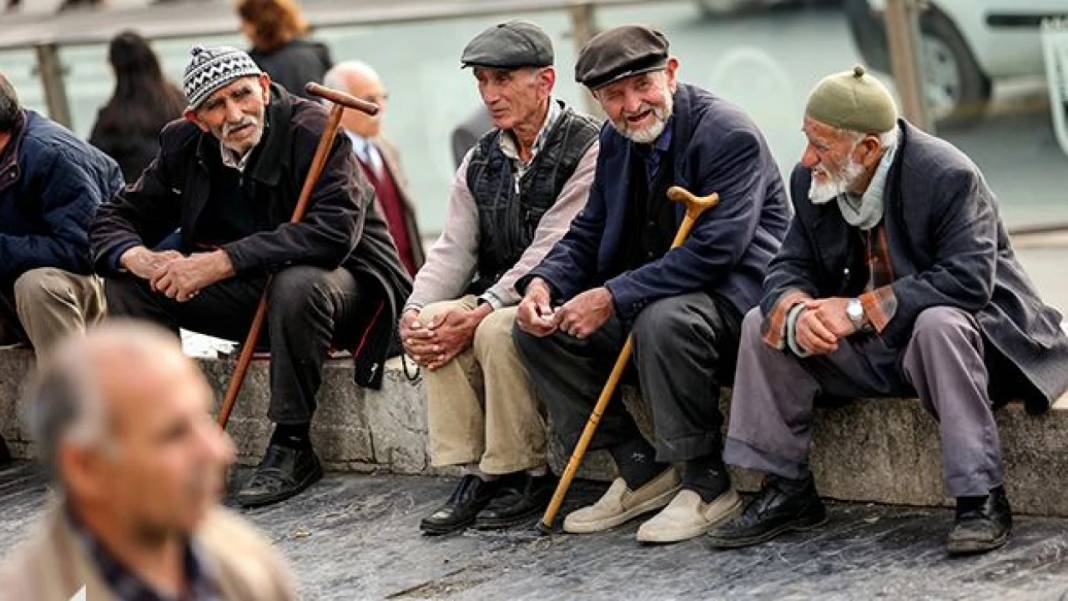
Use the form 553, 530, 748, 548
3, 462, 1068, 600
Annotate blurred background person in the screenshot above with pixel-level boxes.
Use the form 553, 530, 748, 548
0, 321, 298, 600
89, 30, 186, 183
325, 60, 424, 277
237, 0, 331, 100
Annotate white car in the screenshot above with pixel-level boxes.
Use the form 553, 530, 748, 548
846, 0, 1068, 126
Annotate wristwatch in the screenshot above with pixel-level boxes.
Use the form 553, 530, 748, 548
846, 298, 867, 331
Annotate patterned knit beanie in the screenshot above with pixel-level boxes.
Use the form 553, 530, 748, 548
182, 44, 262, 110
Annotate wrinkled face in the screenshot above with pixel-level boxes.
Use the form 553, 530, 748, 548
473, 66, 553, 132
66, 348, 236, 539
338, 72, 387, 139
595, 59, 678, 144
186, 74, 271, 155
801, 116, 880, 203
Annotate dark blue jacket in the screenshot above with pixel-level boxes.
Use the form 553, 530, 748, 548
0, 110, 122, 285
521, 84, 789, 320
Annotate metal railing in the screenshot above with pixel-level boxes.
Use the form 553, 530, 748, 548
4, 0, 651, 127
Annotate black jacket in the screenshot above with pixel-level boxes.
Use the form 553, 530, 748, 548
249, 39, 332, 100
91, 85, 411, 387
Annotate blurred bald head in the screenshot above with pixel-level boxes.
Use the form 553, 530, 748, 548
29, 321, 234, 539
324, 60, 387, 138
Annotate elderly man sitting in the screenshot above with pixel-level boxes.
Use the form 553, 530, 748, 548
0, 322, 297, 600
709, 67, 1068, 555
91, 45, 411, 508
406, 21, 599, 535
514, 25, 789, 543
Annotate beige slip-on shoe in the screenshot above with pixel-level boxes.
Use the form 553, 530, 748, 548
562, 468, 681, 534
636, 487, 743, 544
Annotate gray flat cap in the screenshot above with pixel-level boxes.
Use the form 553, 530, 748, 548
575, 25, 669, 90
460, 20, 554, 70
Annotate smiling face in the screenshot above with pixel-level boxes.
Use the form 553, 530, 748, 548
472, 66, 554, 132
594, 58, 678, 144
800, 115, 884, 203
185, 74, 271, 155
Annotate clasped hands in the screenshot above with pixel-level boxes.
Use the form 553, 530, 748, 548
793, 297, 860, 356
120, 246, 235, 303
515, 278, 614, 340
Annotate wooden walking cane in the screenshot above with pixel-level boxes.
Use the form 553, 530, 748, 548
537, 185, 720, 533
216, 82, 380, 428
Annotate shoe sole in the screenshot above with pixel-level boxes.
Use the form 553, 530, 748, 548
946, 531, 1010, 556
236, 462, 324, 508
707, 511, 829, 549
637, 490, 745, 544
564, 485, 681, 534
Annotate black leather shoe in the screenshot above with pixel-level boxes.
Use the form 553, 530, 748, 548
947, 486, 1012, 556
707, 474, 827, 548
473, 472, 556, 530
421, 475, 501, 535
0, 434, 10, 467
236, 444, 323, 508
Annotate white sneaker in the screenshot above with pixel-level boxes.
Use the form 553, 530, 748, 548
562, 469, 681, 534
636, 487, 743, 544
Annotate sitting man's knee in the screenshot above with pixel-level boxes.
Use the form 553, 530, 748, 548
912, 307, 975, 340
741, 306, 764, 337
473, 308, 516, 353
14, 268, 76, 307
269, 266, 330, 310
417, 299, 464, 325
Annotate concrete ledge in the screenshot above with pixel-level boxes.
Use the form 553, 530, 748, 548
2, 348, 1067, 515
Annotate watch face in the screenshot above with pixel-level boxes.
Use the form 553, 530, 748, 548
847, 300, 863, 320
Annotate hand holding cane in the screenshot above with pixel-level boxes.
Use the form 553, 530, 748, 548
216, 82, 379, 428
537, 185, 720, 533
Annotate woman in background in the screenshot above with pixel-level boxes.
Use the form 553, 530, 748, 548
237, 0, 332, 99
89, 31, 186, 183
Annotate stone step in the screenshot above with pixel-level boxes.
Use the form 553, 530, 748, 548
2, 349, 1066, 516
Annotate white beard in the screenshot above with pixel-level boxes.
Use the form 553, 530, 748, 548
610, 88, 674, 144
808, 158, 865, 204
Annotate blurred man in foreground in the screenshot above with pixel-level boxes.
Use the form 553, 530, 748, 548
0, 321, 297, 599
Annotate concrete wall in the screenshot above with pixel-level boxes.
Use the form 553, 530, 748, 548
3, 349, 1066, 515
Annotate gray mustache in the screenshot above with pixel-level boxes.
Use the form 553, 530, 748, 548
222, 116, 257, 136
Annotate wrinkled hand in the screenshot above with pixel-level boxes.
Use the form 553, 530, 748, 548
403, 304, 491, 370
120, 246, 184, 280
794, 297, 854, 355
400, 309, 434, 366
516, 278, 557, 337
554, 287, 614, 339
150, 250, 234, 302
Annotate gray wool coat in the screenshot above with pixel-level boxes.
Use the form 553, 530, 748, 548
763, 120, 1068, 413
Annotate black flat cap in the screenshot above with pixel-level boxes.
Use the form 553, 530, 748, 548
460, 20, 554, 70
575, 25, 669, 90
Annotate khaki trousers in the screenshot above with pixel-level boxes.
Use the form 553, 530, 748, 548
0, 268, 106, 362
420, 296, 547, 474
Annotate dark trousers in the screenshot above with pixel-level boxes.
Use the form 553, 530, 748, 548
105, 265, 367, 425
513, 291, 742, 463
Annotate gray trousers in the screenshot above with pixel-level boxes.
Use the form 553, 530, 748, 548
724, 305, 1004, 497
513, 291, 742, 463
105, 265, 368, 425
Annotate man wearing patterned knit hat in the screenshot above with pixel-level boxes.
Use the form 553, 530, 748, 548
709, 66, 1068, 555
91, 45, 411, 508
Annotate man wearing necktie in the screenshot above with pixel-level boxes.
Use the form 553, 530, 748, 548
325, 61, 424, 276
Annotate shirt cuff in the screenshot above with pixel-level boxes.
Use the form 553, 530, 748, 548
761, 289, 813, 350
785, 303, 812, 358
477, 293, 503, 310
859, 285, 898, 334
